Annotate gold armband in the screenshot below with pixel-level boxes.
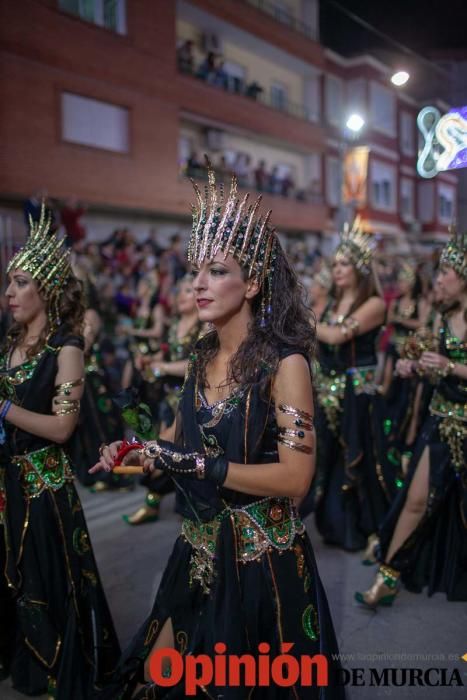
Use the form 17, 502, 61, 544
54, 378, 84, 396
278, 404, 314, 431
277, 435, 313, 454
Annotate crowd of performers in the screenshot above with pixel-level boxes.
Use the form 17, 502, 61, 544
0, 163, 466, 698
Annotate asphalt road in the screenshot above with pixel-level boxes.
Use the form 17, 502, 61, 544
1, 483, 466, 699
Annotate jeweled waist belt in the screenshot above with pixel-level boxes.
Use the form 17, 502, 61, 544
12, 444, 73, 499
429, 390, 467, 422
429, 391, 467, 473
181, 497, 305, 594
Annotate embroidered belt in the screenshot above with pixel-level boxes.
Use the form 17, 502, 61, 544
181, 497, 305, 594
429, 391, 467, 472
316, 365, 377, 433
12, 445, 74, 499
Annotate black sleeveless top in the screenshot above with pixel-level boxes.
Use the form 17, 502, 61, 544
0, 329, 84, 460
318, 305, 380, 374
173, 341, 309, 521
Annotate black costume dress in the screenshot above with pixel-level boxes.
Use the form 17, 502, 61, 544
0, 330, 120, 698
103, 344, 345, 699
311, 306, 396, 550
379, 315, 467, 599
73, 341, 126, 486
141, 318, 202, 504
382, 298, 421, 467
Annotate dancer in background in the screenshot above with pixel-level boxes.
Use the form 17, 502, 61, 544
91, 163, 344, 699
123, 274, 202, 525
380, 264, 428, 472
310, 223, 391, 563
356, 231, 467, 608
0, 207, 120, 698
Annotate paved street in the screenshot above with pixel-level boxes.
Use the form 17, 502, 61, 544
1, 483, 466, 699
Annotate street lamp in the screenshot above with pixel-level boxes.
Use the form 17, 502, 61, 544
391, 70, 410, 87
346, 113, 365, 133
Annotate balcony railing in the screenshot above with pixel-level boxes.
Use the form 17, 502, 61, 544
178, 60, 320, 123
243, 0, 318, 41
181, 165, 323, 205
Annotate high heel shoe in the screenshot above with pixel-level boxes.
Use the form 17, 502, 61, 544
122, 493, 160, 525
361, 533, 380, 565
355, 564, 400, 609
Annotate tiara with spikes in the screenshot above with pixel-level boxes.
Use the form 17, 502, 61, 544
398, 262, 416, 285
335, 217, 375, 275
188, 158, 278, 284
440, 226, 467, 280
7, 202, 72, 326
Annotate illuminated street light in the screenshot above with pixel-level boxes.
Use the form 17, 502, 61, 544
346, 113, 365, 133
391, 70, 410, 86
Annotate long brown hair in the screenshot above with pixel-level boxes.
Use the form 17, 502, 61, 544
331, 262, 381, 316
6, 276, 85, 358
195, 245, 316, 391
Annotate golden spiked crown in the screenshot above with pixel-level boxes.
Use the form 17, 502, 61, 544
188, 158, 279, 284
7, 202, 72, 314
335, 217, 375, 275
440, 226, 467, 280
398, 262, 416, 285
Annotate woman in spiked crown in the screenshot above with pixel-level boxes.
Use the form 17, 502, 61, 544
91, 161, 345, 698
309, 223, 394, 560
0, 207, 120, 697
356, 230, 467, 608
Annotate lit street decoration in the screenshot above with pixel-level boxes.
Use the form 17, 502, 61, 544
417, 105, 467, 178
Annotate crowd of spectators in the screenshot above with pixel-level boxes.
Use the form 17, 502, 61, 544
184, 150, 322, 203
177, 41, 265, 102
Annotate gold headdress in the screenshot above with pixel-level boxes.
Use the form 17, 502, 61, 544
188, 158, 278, 286
335, 217, 375, 275
439, 226, 467, 280
397, 262, 416, 286
314, 264, 332, 291
7, 202, 72, 326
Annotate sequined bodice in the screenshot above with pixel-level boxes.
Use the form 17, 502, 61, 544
438, 319, 467, 403
318, 306, 380, 373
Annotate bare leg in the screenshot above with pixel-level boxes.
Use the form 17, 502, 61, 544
385, 446, 430, 563
132, 617, 175, 696
381, 356, 394, 396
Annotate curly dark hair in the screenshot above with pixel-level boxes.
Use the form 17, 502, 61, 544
196, 245, 316, 391
6, 276, 85, 358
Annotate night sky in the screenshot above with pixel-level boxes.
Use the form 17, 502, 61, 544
320, 0, 467, 54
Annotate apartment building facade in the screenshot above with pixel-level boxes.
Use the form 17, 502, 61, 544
0, 0, 458, 246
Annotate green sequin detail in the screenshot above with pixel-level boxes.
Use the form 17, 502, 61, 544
302, 604, 319, 641
13, 445, 73, 499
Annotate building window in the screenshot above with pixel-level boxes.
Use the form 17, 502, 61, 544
418, 182, 435, 223
59, 0, 127, 34
271, 82, 288, 111
438, 184, 455, 223
61, 92, 129, 153
400, 178, 415, 220
325, 75, 344, 127
400, 112, 415, 156
370, 160, 396, 212
369, 81, 396, 137
326, 156, 341, 207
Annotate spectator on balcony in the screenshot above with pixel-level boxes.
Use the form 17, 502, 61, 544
269, 166, 282, 195
281, 171, 295, 197
177, 40, 194, 74
197, 51, 218, 84
233, 153, 253, 188
187, 150, 202, 174
245, 80, 264, 100
61, 196, 87, 246
213, 60, 229, 89
254, 159, 269, 192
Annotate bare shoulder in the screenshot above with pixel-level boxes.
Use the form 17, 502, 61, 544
274, 353, 312, 392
